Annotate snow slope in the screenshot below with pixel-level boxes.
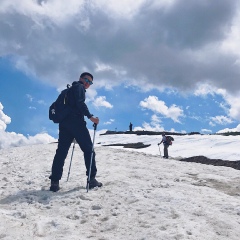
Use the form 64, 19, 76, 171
0, 134, 240, 240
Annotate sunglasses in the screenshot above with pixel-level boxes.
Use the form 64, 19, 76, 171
84, 78, 93, 85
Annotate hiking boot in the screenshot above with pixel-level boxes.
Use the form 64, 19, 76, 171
50, 180, 60, 192
88, 178, 103, 190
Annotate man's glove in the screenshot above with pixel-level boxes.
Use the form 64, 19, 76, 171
157, 143, 160, 146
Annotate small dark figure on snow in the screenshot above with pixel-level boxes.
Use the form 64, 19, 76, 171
129, 122, 133, 132
49, 72, 102, 192
158, 132, 169, 158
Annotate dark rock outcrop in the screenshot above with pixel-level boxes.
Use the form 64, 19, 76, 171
103, 142, 151, 149
180, 156, 240, 170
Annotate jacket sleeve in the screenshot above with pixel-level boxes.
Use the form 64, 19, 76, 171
73, 83, 93, 119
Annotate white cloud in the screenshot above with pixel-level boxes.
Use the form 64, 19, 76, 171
180, 130, 187, 134
209, 121, 216, 127
0, 0, 86, 26
210, 115, 233, 125
134, 114, 164, 132
25, 94, 45, 109
194, 83, 216, 97
134, 121, 164, 132
0, 131, 56, 149
0, 102, 11, 131
201, 129, 212, 134
85, 88, 98, 102
194, 83, 240, 122
15, 56, 36, 77
0, 102, 55, 149
26, 94, 33, 102
37, 100, 45, 105
134, 121, 178, 133
0, 0, 238, 95
226, 94, 240, 120
1, 0, 240, 136
217, 124, 240, 133
221, 10, 240, 56
92, 0, 146, 19
93, 96, 113, 109
219, 93, 240, 121
104, 119, 115, 125
95, 62, 112, 72
151, 114, 161, 123
139, 96, 184, 123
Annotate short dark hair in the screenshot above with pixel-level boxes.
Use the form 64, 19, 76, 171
80, 72, 93, 80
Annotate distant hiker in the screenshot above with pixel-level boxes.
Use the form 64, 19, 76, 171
129, 122, 133, 132
158, 132, 171, 159
49, 72, 102, 192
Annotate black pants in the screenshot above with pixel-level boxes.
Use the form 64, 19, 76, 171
164, 144, 169, 158
50, 115, 97, 181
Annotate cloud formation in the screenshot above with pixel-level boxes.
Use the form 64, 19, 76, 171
140, 96, 184, 122
0, 102, 55, 149
0, 0, 240, 93
93, 96, 113, 109
210, 115, 233, 126
194, 83, 240, 122
1, 0, 240, 127
0, 102, 11, 131
217, 124, 240, 133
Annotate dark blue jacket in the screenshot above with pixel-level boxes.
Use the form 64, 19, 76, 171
67, 81, 93, 119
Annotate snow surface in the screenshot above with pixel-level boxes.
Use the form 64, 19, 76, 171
0, 133, 240, 240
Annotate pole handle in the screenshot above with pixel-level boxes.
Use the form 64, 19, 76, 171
93, 117, 98, 130
93, 123, 97, 130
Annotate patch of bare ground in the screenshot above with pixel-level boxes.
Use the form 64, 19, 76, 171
180, 155, 240, 170
102, 142, 151, 149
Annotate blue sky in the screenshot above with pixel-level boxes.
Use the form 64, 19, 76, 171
1, 0, 240, 143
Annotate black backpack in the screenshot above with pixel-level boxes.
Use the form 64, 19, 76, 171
49, 84, 72, 123
166, 136, 174, 145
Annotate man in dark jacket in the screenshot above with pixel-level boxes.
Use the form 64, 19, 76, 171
49, 72, 102, 192
158, 132, 169, 159
129, 122, 133, 132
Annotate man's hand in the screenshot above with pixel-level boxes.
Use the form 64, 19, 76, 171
90, 116, 99, 124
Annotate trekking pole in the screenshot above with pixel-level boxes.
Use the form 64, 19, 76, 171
67, 139, 76, 181
158, 144, 162, 157
87, 123, 97, 192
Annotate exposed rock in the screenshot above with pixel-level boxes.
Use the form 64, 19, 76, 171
180, 156, 240, 170
103, 142, 151, 149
